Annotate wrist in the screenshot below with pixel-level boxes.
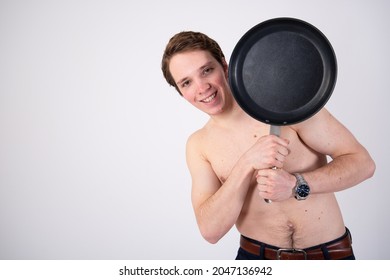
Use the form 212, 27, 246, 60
293, 173, 311, 200
235, 155, 257, 180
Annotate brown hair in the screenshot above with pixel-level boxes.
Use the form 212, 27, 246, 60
161, 31, 226, 95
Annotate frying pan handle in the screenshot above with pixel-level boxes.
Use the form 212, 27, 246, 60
270, 125, 281, 136
264, 125, 281, 203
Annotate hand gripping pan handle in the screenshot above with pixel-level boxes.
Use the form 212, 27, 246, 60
264, 125, 281, 203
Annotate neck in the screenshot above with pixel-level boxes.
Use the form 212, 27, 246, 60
208, 100, 252, 128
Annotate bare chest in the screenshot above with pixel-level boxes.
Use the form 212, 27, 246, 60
203, 126, 323, 183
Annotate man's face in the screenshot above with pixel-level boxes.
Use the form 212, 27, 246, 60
169, 50, 232, 116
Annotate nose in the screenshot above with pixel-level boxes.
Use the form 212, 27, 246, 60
196, 80, 211, 95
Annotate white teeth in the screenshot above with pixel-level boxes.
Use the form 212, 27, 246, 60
202, 93, 216, 103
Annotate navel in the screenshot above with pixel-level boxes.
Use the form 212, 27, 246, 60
287, 222, 295, 231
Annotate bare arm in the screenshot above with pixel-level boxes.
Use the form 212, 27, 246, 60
256, 108, 375, 201
187, 131, 289, 243
296, 108, 375, 194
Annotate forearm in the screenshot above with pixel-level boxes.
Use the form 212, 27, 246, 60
304, 148, 375, 194
194, 159, 254, 244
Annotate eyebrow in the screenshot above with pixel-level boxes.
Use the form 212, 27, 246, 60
175, 61, 214, 86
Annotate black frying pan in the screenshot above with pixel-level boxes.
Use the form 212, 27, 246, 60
229, 17, 337, 128
228, 17, 337, 202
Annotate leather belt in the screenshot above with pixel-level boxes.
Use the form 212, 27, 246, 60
240, 231, 353, 260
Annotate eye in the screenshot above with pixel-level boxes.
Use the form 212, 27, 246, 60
181, 80, 190, 88
202, 67, 214, 76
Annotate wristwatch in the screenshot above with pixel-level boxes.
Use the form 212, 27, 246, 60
293, 173, 310, 201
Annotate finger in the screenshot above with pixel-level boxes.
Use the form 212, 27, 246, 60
275, 153, 286, 163
272, 158, 284, 169
278, 146, 290, 157
256, 176, 275, 192
256, 168, 278, 177
271, 135, 290, 146
258, 190, 266, 198
257, 184, 267, 193
258, 189, 272, 201
257, 185, 268, 194
256, 169, 269, 178
256, 175, 267, 185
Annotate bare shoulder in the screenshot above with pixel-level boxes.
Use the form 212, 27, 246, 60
186, 120, 215, 155
186, 127, 206, 156
185, 123, 215, 169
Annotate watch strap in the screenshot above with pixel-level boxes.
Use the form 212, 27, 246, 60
293, 173, 310, 200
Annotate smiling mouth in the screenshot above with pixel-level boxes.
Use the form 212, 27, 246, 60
201, 92, 217, 103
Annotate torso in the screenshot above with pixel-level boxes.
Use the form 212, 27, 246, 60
197, 116, 345, 249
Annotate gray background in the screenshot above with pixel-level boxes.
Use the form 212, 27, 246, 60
0, 0, 388, 259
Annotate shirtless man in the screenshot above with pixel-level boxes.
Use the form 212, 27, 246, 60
161, 31, 375, 260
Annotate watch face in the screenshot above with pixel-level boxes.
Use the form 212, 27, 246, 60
297, 184, 310, 198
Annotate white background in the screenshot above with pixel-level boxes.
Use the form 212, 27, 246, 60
0, 0, 388, 259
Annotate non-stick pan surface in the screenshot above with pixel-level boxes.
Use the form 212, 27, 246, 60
229, 18, 337, 126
